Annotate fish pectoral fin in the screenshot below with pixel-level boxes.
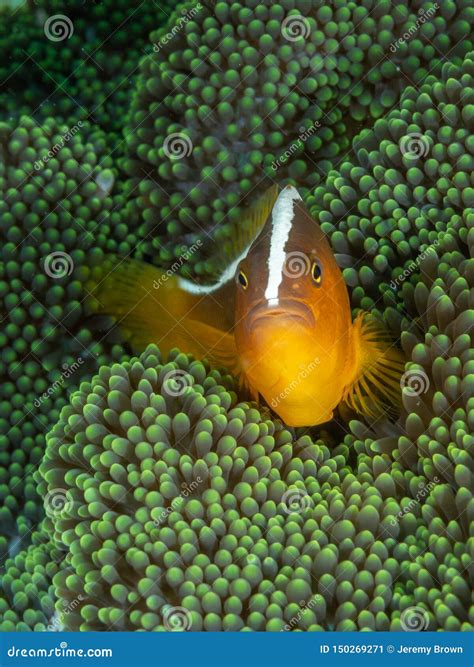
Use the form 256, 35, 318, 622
86, 256, 240, 375
342, 312, 405, 419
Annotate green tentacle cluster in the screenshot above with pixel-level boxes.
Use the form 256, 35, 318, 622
0, 0, 172, 133
124, 0, 473, 277
36, 347, 472, 631
0, 116, 131, 560
308, 52, 473, 322
0, 521, 65, 632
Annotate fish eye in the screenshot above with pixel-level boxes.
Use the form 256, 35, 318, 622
311, 261, 322, 285
237, 270, 249, 290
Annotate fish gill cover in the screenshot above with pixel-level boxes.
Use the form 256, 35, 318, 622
0, 0, 472, 635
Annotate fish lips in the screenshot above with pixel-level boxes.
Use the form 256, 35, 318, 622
245, 299, 316, 331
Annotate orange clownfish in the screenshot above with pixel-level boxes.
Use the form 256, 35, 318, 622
90, 185, 404, 426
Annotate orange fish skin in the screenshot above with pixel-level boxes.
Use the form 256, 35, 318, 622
234, 186, 370, 427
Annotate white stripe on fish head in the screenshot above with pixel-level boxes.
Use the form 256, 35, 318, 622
264, 186, 302, 303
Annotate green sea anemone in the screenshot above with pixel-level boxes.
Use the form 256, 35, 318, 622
0, 521, 64, 631
37, 346, 472, 631
0, 115, 130, 560
0, 0, 173, 133
124, 0, 473, 277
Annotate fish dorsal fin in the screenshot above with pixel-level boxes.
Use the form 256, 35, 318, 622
342, 313, 406, 418
183, 184, 279, 294
87, 257, 240, 375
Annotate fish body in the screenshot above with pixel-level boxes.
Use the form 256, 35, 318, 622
91, 186, 404, 426
234, 187, 355, 425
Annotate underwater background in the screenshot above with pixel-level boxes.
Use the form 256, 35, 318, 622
0, 0, 472, 632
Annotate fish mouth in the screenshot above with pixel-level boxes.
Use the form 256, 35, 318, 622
247, 299, 315, 329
